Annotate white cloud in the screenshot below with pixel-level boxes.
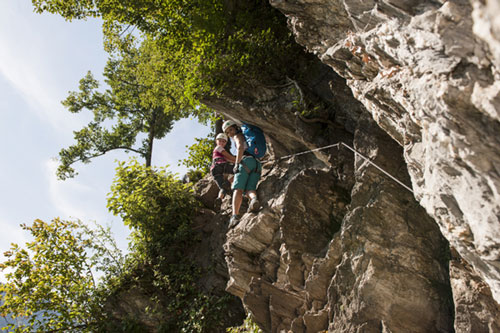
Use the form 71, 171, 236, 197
45, 158, 94, 220
0, 52, 68, 129
0, 8, 66, 129
0, 1, 105, 131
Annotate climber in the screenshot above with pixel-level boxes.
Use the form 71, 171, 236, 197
223, 120, 263, 228
211, 132, 236, 199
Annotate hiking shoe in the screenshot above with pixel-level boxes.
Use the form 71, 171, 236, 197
249, 198, 260, 212
228, 215, 240, 228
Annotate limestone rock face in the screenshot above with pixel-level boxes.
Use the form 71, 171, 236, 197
96, 1, 500, 331
450, 249, 500, 332
186, 1, 500, 330
270, 0, 500, 304
219, 109, 457, 332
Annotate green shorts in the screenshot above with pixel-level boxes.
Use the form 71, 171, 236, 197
232, 156, 262, 191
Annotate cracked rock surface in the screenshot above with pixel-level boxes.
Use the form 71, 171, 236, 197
271, 0, 500, 305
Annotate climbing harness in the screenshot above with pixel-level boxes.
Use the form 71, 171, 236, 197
240, 155, 262, 175
265, 141, 414, 194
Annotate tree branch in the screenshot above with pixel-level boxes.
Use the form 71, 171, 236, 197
43, 322, 97, 333
69, 146, 145, 165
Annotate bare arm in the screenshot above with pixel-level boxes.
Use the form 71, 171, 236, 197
221, 150, 236, 163
234, 133, 246, 164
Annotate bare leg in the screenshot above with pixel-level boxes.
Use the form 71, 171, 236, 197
233, 189, 244, 216
247, 190, 257, 200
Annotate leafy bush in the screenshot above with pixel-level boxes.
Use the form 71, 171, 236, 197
107, 158, 197, 252
0, 219, 124, 332
181, 137, 214, 177
106, 159, 233, 331
226, 314, 263, 333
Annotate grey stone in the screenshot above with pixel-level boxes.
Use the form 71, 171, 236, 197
270, 0, 500, 306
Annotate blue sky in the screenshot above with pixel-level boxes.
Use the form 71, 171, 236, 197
0, 1, 211, 261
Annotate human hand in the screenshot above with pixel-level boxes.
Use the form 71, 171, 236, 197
233, 163, 239, 174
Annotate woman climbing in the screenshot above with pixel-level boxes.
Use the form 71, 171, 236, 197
222, 120, 263, 228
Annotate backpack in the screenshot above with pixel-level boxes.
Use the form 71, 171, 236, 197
241, 123, 267, 159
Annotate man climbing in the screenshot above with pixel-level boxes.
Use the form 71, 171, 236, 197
223, 120, 264, 228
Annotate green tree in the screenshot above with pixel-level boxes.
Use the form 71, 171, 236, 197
0, 218, 123, 332
106, 159, 238, 332
107, 158, 197, 250
40, 0, 301, 182
180, 136, 214, 176
33, 0, 301, 100
57, 36, 181, 180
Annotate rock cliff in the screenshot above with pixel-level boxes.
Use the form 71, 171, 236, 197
194, 0, 500, 332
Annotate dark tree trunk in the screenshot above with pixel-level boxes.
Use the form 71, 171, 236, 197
215, 114, 231, 151
145, 108, 159, 167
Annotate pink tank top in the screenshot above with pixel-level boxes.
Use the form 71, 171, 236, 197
212, 146, 227, 166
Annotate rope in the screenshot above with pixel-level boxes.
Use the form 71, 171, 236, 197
338, 142, 414, 193
267, 141, 413, 193
278, 143, 340, 160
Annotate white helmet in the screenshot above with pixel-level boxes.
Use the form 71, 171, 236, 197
216, 133, 228, 141
222, 120, 238, 132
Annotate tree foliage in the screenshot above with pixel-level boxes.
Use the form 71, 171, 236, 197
44, 0, 301, 180
33, 0, 301, 97
180, 136, 214, 176
106, 158, 196, 233
57, 36, 183, 180
226, 314, 263, 333
107, 159, 198, 257
0, 219, 123, 332
27, 0, 306, 330
105, 159, 236, 332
